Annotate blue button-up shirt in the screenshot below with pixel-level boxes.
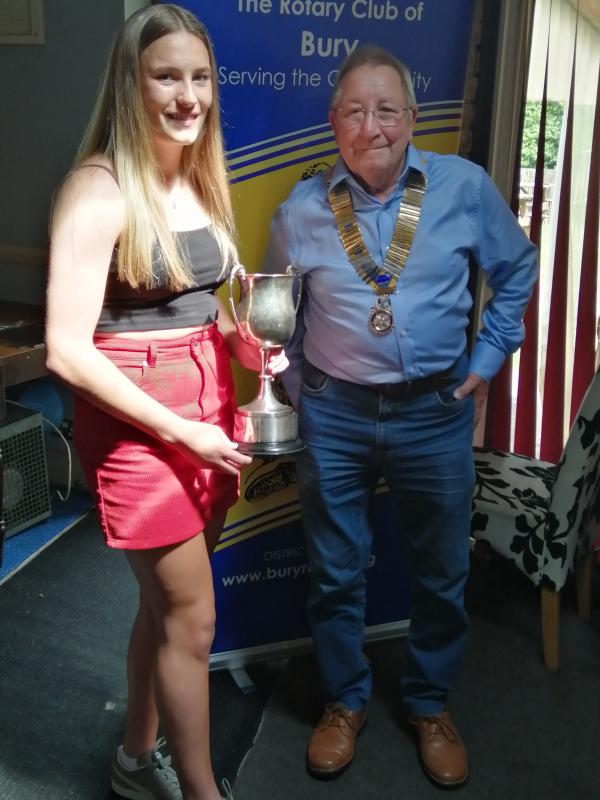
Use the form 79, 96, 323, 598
262, 144, 538, 404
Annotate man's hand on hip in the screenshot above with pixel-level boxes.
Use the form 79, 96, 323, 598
453, 373, 489, 428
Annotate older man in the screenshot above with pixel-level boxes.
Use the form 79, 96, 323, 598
263, 46, 537, 787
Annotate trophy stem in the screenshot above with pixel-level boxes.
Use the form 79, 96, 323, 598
241, 347, 289, 414
259, 347, 270, 394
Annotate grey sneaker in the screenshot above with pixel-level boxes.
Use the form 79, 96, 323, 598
111, 740, 183, 800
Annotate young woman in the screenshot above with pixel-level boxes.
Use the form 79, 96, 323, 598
46, 6, 285, 799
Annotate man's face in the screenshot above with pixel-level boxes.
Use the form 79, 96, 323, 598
329, 64, 416, 197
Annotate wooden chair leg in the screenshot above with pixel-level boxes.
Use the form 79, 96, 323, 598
541, 587, 560, 670
576, 549, 594, 621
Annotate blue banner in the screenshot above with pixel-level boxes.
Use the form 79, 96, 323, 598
187, 0, 474, 149
211, 477, 411, 659
168, 0, 476, 666
180, 0, 477, 277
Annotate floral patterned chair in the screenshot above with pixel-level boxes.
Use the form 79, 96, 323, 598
471, 367, 600, 670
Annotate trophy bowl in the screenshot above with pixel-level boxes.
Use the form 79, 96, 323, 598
228, 263, 305, 457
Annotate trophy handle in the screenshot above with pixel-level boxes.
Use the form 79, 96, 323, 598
228, 262, 252, 345
286, 264, 303, 313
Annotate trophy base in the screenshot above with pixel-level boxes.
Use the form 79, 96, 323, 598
236, 438, 306, 458
233, 401, 304, 458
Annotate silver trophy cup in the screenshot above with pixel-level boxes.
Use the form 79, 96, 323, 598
228, 263, 305, 456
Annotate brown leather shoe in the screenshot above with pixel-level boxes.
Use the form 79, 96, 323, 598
307, 703, 367, 778
410, 710, 468, 787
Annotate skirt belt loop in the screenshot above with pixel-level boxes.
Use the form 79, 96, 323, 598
146, 341, 158, 368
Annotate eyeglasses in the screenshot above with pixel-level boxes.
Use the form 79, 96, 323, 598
334, 105, 412, 129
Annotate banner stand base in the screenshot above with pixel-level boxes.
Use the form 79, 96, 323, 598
211, 621, 410, 689
229, 666, 256, 694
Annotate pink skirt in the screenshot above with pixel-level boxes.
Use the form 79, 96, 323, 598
74, 326, 239, 550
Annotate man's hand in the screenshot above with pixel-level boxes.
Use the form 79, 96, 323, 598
453, 372, 489, 428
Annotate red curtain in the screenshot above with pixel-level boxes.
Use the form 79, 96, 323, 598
570, 67, 600, 423
513, 57, 549, 456
482, 37, 531, 452
483, 359, 512, 450
482, 11, 598, 462
539, 59, 576, 463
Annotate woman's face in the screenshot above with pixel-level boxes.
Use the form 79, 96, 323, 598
139, 31, 213, 149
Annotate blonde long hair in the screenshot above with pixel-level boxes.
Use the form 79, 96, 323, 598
76, 4, 236, 289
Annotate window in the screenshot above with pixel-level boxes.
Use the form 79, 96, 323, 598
0, 0, 44, 45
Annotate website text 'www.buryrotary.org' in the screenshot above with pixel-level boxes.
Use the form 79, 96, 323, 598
221, 551, 376, 587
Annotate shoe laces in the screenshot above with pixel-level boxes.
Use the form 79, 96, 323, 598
221, 777, 234, 799
153, 737, 172, 765
412, 715, 459, 743
319, 703, 360, 731
150, 749, 182, 795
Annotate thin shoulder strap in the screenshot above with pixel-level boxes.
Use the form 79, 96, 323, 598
74, 163, 119, 185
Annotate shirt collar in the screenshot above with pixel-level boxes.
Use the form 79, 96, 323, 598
329, 143, 429, 206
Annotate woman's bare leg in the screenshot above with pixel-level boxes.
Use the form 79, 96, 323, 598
125, 533, 223, 800
203, 511, 228, 557
122, 512, 228, 757
122, 593, 160, 757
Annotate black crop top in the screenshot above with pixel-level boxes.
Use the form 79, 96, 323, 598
96, 227, 226, 333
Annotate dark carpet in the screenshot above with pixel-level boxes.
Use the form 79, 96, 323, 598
236, 558, 600, 799
0, 490, 93, 584
0, 514, 272, 799
0, 513, 598, 799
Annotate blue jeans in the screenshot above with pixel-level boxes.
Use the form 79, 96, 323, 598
295, 355, 475, 716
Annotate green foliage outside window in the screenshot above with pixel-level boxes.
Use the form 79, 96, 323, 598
521, 100, 565, 168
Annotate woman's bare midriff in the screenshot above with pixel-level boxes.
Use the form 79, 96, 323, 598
94, 323, 214, 341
